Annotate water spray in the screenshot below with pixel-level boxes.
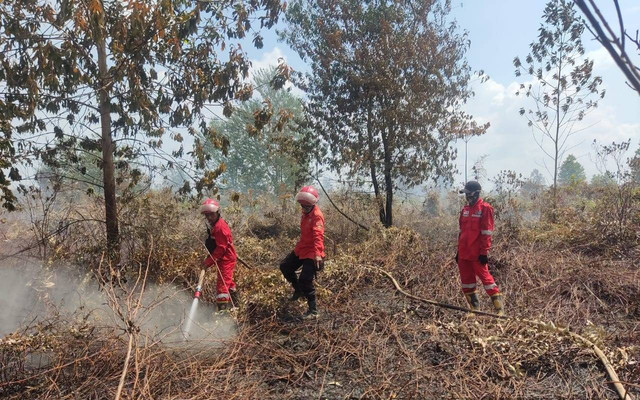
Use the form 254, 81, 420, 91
182, 269, 206, 340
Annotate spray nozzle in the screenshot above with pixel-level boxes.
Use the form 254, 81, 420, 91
194, 285, 202, 298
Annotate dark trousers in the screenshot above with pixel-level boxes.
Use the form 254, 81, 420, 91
279, 251, 316, 295
280, 251, 318, 312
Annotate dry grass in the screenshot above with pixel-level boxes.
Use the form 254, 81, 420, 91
1, 191, 638, 399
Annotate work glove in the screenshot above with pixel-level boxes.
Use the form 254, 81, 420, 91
314, 256, 324, 272
202, 256, 214, 269
478, 254, 488, 265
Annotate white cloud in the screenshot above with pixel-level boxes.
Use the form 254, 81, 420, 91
585, 47, 616, 71
458, 76, 640, 187
249, 46, 305, 98
249, 47, 287, 75
481, 79, 507, 106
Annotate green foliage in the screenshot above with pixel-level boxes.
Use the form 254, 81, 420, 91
202, 67, 312, 195
558, 155, 586, 186
281, 0, 485, 226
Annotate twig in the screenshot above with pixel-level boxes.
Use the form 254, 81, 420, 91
315, 177, 370, 231
114, 333, 134, 400
366, 263, 634, 400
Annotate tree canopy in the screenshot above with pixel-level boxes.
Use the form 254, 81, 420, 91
281, 0, 486, 226
558, 154, 586, 186
0, 0, 286, 248
203, 68, 312, 195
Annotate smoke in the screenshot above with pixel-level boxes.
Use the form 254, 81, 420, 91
0, 256, 236, 347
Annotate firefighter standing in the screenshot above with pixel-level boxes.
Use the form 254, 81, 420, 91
280, 186, 325, 319
456, 181, 504, 315
200, 198, 238, 311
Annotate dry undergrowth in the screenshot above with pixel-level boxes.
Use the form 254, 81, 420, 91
1, 194, 638, 399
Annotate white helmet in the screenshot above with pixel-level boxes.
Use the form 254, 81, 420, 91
295, 185, 319, 206
200, 198, 220, 214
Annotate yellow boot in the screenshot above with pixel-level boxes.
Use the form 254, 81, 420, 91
464, 292, 480, 311
491, 294, 504, 316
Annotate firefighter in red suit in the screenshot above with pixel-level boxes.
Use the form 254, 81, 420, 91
280, 186, 325, 319
200, 198, 238, 311
456, 181, 504, 315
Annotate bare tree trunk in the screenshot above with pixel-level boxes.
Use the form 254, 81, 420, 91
553, 116, 559, 207
553, 53, 563, 211
95, 11, 119, 255
574, 0, 640, 95
382, 127, 393, 227
366, 102, 386, 225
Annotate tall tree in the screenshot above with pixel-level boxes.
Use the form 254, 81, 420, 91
203, 67, 312, 195
281, 0, 485, 227
0, 0, 285, 252
558, 154, 586, 186
514, 0, 604, 205
529, 168, 547, 187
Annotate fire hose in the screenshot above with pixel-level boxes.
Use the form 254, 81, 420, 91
190, 192, 632, 399
193, 269, 205, 299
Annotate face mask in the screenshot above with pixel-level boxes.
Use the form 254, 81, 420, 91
465, 191, 480, 205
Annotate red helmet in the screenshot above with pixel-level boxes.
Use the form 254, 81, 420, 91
200, 198, 220, 214
295, 186, 319, 206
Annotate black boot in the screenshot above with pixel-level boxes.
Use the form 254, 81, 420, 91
230, 288, 240, 308
303, 292, 318, 319
464, 292, 480, 311
289, 282, 304, 301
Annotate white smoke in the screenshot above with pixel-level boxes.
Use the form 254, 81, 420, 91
0, 256, 236, 347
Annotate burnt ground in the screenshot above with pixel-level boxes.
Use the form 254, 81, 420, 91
0, 225, 638, 399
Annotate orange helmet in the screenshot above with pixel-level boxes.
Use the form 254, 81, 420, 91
295, 186, 319, 206
200, 198, 220, 214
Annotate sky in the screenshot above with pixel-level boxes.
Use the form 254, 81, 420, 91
240, 0, 640, 190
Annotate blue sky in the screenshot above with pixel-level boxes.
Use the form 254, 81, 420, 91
241, 0, 640, 189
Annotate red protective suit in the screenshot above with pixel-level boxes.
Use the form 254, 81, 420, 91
203, 217, 237, 304
294, 206, 325, 260
457, 198, 499, 296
